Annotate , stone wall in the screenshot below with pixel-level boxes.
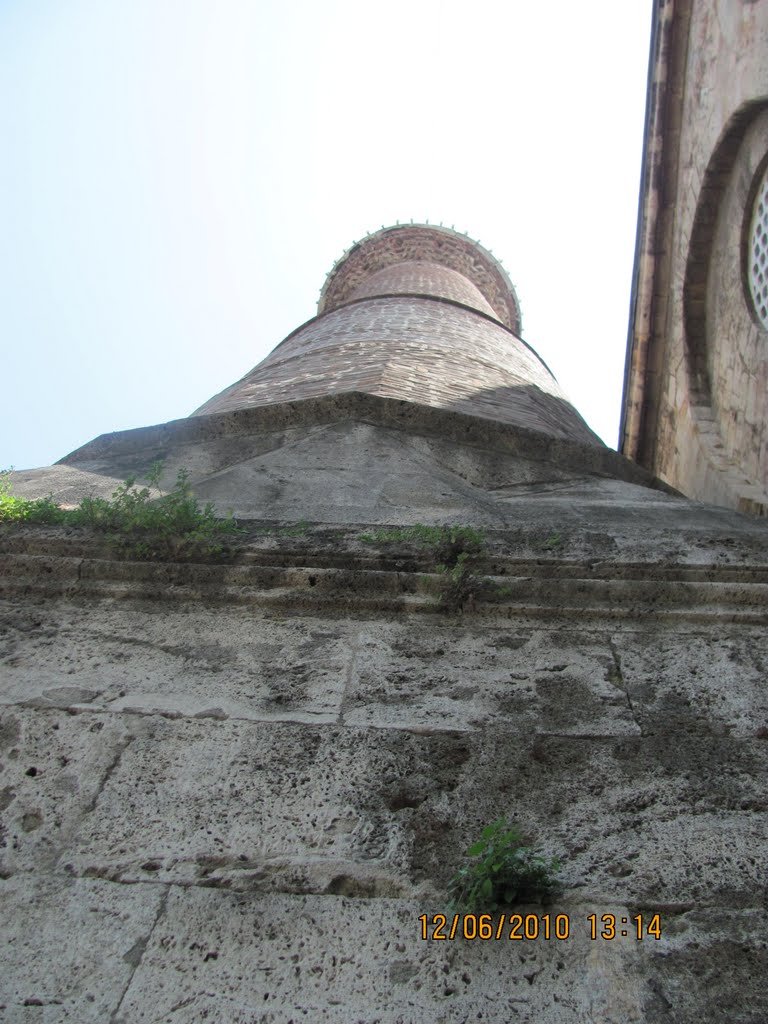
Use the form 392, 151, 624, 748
2, 400, 768, 1022
3, 204, 767, 1021
622, 0, 768, 514
698, 107, 768, 489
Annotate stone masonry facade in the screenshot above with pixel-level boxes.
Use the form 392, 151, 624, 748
622, 0, 768, 514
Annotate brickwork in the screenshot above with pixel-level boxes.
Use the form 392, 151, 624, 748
195, 225, 599, 445
346, 260, 497, 317
195, 296, 600, 445
318, 224, 522, 332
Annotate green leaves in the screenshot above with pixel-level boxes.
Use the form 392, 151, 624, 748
76, 467, 241, 560
358, 523, 486, 611
0, 469, 68, 525
448, 819, 561, 913
359, 524, 484, 554
1, 464, 242, 561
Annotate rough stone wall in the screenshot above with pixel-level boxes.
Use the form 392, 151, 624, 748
2, 412, 768, 1021
623, 0, 768, 514
2, 188, 766, 1020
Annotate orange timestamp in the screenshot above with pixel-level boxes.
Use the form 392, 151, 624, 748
587, 913, 662, 940
419, 912, 662, 942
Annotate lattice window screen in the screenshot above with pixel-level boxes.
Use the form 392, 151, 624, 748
748, 168, 768, 328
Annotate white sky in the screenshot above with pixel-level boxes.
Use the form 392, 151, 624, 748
1, 0, 653, 470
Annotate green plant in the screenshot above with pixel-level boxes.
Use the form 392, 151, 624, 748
360, 524, 486, 611
267, 520, 310, 538
360, 524, 483, 554
1, 463, 241, 561
362, 524, 487, 610
73, 464, 240, 560
0, 469, 68, 525
435, 551, 481, 611
541, 532, 562, 551
448, 820, 560, 912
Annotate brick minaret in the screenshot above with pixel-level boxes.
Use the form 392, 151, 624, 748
195, 225, 601, 446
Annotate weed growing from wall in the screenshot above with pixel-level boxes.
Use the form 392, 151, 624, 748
78, 464, 241, 560
359, 524, 485, 611
435, 551, 480, 611
0, 471, 68, 525
359, 524, 484, 554
1, 464, 241, 561
540, 532, 562, 551
264, 520, 310, 538
449, 820, 561, 912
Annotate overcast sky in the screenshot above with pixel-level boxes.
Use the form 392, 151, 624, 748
1, 0, 653, 471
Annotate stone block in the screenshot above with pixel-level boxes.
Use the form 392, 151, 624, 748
0, 875, 163, 1022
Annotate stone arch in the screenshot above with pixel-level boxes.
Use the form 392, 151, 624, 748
681, 98, 768, 511
683, 98, 768, 402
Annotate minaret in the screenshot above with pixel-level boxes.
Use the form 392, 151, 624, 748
42, 222, 643, 523
194, 225, 601, 447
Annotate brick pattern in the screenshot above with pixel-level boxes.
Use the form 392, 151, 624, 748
195, 296, 600, 445
318, 225, 522, 333
347, 260, 497, 318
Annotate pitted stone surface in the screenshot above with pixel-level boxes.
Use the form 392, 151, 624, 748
0, 606, 646, 734
343, 625, 640, 735
3, 202, 768, 1022
1, 598, 767, 912
113, 889, 650, 1023
0, 706, 133, 876
1, 489, 767, 1021
0, 875, 164, 1022
612, 632, 768, 739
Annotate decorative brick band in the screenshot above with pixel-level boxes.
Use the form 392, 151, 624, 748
318, 224, 522, 332
347, 260, 497, 319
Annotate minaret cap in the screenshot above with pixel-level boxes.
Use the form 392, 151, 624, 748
318, 224, 522, 334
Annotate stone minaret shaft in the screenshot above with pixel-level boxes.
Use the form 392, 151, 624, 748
194, 224, 601, 446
